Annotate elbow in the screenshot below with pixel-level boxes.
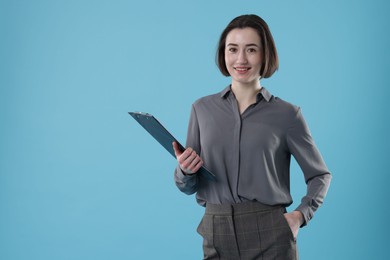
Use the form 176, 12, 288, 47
182, 186, 197, 195
306, 171, 332, 184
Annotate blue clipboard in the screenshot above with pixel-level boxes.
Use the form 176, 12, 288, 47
128, 112, 217, 181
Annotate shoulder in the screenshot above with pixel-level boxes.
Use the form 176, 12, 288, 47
192, 91, 221, 109
260, 86, 300, 118
265, 92, 305, 128
270, 95, 300, 116
258, 86, 300, 122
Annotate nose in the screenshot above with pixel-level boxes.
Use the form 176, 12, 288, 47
237, 50, 248, 64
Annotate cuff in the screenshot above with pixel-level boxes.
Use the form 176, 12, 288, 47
294, 204, 314, 228
175, 165, 197, 181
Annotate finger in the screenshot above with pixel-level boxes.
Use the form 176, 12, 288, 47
182, 151, 197, 168
187, 156, 201, 171
192, 159, 204, 172
178, 148, 194, 164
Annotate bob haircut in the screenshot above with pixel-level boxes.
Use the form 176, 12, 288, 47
216, 14, 279, 79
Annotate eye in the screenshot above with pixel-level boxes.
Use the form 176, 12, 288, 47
228, 47, 237, 53
247, 48, 257, 53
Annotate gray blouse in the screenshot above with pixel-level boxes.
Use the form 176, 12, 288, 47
174, 85, 331, 226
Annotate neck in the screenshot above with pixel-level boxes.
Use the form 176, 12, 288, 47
231, 80, 262, 103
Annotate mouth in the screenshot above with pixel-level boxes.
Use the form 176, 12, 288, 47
234, 67, 251, 72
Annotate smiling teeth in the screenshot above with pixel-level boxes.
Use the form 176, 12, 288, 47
235, 68, 249, 71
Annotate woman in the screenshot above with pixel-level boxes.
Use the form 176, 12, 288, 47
173, 14, 331, 260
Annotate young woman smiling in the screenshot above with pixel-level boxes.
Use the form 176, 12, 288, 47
173, 14, 331, 260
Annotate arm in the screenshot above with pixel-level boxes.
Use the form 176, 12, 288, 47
286, 108, 332, 227
173, 105, 203, 195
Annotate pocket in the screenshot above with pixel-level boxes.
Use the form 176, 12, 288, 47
196, 217, 204, 236
279, 208, 296, 243
196, 214, 213, 237
197, 215, 220, 259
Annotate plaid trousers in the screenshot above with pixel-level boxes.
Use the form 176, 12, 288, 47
197, 201, 298, 260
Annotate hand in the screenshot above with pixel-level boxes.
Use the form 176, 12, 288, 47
283, 211, 304, 241
172, 142, 203, 175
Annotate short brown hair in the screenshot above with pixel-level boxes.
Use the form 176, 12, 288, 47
216, 14, 279, 79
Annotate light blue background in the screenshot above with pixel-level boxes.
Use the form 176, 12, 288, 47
1, 0, 388, 259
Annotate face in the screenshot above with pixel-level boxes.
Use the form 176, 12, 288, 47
224, 27, 262, 85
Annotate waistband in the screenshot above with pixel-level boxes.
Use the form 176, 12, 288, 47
205, 201, 283, 216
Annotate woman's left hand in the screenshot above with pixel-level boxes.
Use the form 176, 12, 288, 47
283, 211, 304, 241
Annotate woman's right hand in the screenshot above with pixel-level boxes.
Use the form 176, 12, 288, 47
172, 141, 203, 175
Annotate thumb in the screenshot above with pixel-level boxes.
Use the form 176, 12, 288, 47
172, 142, 182, 158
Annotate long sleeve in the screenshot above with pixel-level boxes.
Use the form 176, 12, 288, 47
286, 108, 332, 226
174, 105, 201, 195
173, 87, 332, 216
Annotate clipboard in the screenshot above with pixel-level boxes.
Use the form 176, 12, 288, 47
128, 112, 217, 181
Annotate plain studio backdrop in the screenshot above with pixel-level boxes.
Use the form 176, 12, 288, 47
0, 0, 388, 259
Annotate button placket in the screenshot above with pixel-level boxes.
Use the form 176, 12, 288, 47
230, 94, 242, 203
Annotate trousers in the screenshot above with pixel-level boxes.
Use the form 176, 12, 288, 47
197, 201, 298, 260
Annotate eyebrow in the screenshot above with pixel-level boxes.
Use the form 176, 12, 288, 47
226, 43, 260, 47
